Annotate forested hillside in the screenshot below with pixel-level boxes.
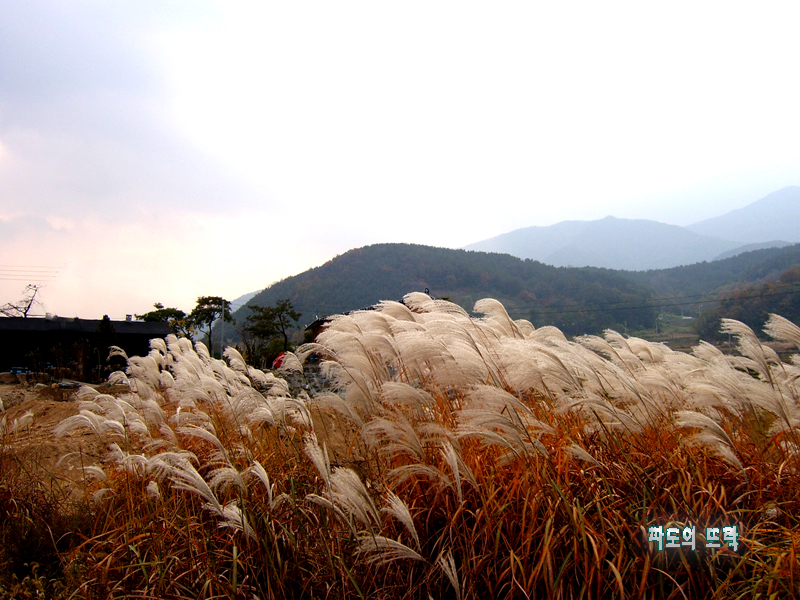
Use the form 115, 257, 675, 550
237, 244, 657, 335
229, 242, 800, 340
694, 265, 800, 340
623, 243, 800, 304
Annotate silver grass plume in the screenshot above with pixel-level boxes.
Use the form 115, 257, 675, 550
762, 314, 800, 403
703, 320, 800, 426
720, 318, 781, 388
107, 443, 150, 476
438, 550, 462, 600
692, 340, 726, 362
144, 450, 199, 480
157, 422, 180, 447
355, 535, 425, 565
150, 337, 168, 355
12, 410, 34, 434
626, 336, 669, 364
92, 488, 113, 503
246, 366, 278, 390
375, 299, 419, 322
387, 463, 446, 488
108, 370, 130, 386
147, 348, 165, 371
154, 453, 224, 516
247, 460, 275, 507
530, 325, 568, 343
456, 386, 552, 459
305, 434, 381, 530
177, 336, 195, 355
54, 410, 124, 438
208, 466, 246, 493
362, 412, 427, 460
558, 396, 645, 436
81, 465, 108, 480
304, 433, 332, 491
314, 391, 365, 428
579, 331, 643, 377
382, 490, 421, 550
565, 443, 600, 466
764, 314, 800, 349
127, 355, 162, 397
440, 439, 478, 503
146, 480, 161, 501
108, 345, 129, 361
223, 346, 248, 373
177, 423, 230, 465
328, 467, 381, 529
378, 381, 436, 416
195, 341, 211, 361
474, 298, 524, 339
245, 394, 312, 430
219, 501, 255, 539
673, 410, 743, 471
276, 351, 303, 374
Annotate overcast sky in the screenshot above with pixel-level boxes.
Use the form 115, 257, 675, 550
1, 1, 798, 319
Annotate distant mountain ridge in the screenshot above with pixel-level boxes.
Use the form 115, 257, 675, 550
686, 186, 800, 243
464, 186, 800, 270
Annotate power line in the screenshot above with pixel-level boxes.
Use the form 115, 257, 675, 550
517, 285, 800, 319
0, 277, 58, 282
0, 265, 61, 283
0, 264, 62, 269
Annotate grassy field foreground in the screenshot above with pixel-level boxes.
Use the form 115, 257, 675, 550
1, 292, 799, 598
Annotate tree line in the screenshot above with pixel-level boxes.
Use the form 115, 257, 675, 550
137, 296, 301, 366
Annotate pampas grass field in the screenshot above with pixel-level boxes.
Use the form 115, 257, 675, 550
2, 293, 800, 598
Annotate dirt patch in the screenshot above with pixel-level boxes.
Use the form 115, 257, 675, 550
1, 384, 126, 498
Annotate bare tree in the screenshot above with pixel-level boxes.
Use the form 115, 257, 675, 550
0, 284, 44, 318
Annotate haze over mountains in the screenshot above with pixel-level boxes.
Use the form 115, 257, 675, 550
464, 187, 800, 271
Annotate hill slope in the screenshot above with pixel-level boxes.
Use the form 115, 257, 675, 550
229, 243, 800, 340
234, 244, 658, 335
624, 243, 800, 299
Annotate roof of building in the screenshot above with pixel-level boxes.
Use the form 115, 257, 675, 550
0, 316, 172, 335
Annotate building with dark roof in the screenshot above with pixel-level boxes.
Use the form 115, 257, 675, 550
0, 316, 171, 381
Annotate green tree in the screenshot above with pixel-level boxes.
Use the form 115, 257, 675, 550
189, 296, 233, 356
136, 303, 194, 337
244, 299, 302, 354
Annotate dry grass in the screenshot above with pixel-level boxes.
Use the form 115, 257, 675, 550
2, 294, 800, 598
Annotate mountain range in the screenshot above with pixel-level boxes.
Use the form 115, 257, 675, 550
464, 186, 800, 271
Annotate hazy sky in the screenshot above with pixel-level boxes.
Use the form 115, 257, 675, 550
2, 2, 798, 319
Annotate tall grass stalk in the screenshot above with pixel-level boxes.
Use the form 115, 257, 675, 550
2, 302, 800, 597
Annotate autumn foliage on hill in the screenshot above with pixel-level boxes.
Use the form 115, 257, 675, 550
697, 265, 800, 341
